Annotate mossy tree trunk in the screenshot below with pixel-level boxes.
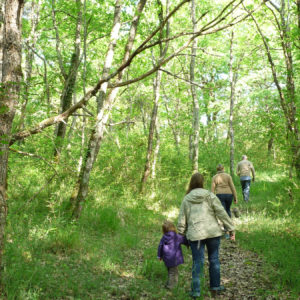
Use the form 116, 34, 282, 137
0, 0, 24, 280
53, 0, 82, 159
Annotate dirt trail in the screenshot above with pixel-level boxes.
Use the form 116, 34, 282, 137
199, 238, 291, 299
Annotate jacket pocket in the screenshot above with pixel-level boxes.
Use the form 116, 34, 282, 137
191, 220, 204, 231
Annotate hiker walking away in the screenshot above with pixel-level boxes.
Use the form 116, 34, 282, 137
211, 164, 238, 239
177, 173, 235, 299
236, 155, 255, 202
157, 220, 188, 289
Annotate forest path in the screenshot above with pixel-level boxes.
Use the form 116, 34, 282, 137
212, 238, 275, 299
148, 232, 292, 300
192, 237, 291, 300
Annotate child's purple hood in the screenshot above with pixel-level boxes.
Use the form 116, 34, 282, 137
157, 231, 188, 268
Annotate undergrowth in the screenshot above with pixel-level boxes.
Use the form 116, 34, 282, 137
3, 153, 300, 299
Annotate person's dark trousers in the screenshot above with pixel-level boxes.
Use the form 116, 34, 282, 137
190, 237, 221, 297
165, 266, 178, 289
216, 194, 233, 217
240, 179, 251, 202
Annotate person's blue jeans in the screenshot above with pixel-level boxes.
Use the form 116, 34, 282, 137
216, 194, 233, 217
240, 179, 251, 202
190, 237, 221, 296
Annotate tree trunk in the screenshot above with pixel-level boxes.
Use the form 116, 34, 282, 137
268, 137, 274, 155
77, 0, 88, 173
140, 0, 169, 191
53, 0, 82, 158
254, 2, 300, 178
70, 0, 121, 218
0, 1, 4, 82
0, 0, 24, 278
164, 100, 180, 153
17, 0, 40, 132
70, 0, 147, 218
140, 69, 162, 191
189, 134, 193, 161
190, 0, 199, 173
228, 31, 236, 177
151, 125, 160, 180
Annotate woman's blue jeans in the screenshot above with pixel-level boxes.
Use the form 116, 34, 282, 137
216, 194, 233, 217
190, 237, 221, 296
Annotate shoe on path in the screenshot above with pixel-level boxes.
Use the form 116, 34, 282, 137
189, 291, 201, 299
210, 285, 226, 295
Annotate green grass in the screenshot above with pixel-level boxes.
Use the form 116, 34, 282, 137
3, 165, 300, 299
234, 171, 300, 297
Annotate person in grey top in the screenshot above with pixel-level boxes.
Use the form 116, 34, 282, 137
236, 155, 255, 202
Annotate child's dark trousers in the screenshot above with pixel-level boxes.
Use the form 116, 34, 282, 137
165, 266, 178, 289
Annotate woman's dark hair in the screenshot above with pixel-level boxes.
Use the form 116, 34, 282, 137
186, 172, 204, 194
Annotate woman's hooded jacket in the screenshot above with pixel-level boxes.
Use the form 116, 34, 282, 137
177, 188, 234, 241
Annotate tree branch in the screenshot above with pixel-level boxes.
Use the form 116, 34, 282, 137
267, 0, 281, 12
10, 0, 190, 145
9, 148, 58, 175
10, 0, 264, 145
159, 68, 204, 88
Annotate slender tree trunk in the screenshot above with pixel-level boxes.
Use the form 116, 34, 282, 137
140, 0, 169, 191
190, 0, 199, 173
268, 137, 274, 155
210, 88, 218, 141
151, 126, 160, 179
53, 0, 82, 158
229, 31, 236, 177
0, 1, 4, 82
297, 0, 300, 49
78, 0, 88, 173
17, 0, 40, 131
164, 100, 180, 153
189, 134, 193, 160
140, 69, 162, 191
252, 2, 300, 177
0, 0, 24, 278
70, 0, 122, 218
29, 47, 51, 116
70, 0, 147, 218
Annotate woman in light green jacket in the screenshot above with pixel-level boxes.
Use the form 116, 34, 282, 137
177, 173, 235, 299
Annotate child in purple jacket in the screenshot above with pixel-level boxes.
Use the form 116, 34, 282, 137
157, 220, 188, 289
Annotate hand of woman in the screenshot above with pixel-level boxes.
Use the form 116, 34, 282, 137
229, 232, 235, 241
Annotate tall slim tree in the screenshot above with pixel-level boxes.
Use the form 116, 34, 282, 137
70, 0, 122, 218
140, 0, 169, 191
53, 0, 82, 158
228, 30, 237, 177
249, 1, 300, 177
0, 0, 24, 277
190, 0, 199, 173
17, 0, 41, 131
